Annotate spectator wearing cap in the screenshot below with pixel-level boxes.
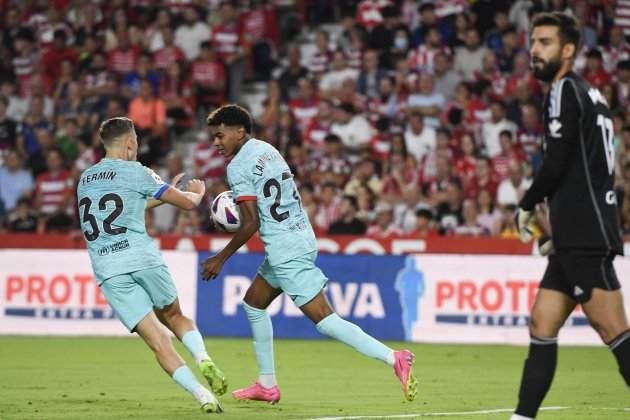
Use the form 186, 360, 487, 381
328, 195, 367, 235
404, 111, 436, 163
41, 29, 79, 82
367, 200, 404, 238
480, 99, 517, 158
176, 7, 211, 61
407, 73, 445, 129
583, 48, 611, 89
432, 51, 461, 101
454, 27, 489, 81
0, 149, 34, 212
615, 60, 630, 108
330, 102, 374, 161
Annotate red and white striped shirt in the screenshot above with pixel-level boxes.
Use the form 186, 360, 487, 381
211, 23, 243, 61
191, 60, 225, 86
615, 0, 630, 37
194, 143, 225, 181
108, 47, 140, 74
408, 45, 451, 73
36, 170, 74, 215
153, 46, 185, 71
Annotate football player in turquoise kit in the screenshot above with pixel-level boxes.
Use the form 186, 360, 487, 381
77, 117, 227, 413
202, 105, 418, 403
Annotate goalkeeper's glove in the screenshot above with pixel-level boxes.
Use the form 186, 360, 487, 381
515, 207, 534, 243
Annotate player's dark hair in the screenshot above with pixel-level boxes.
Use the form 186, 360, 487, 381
99, 117, 135, 146
206, 104, 252, 134
531, 12, 582, 57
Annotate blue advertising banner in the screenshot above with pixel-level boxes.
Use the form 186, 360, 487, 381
196, 252, 411, 340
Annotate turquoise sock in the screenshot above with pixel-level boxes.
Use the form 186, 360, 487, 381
316, 313, 393, 365
182, 330, 209, 364
172, 365, 202, 394
243, 302, 275, 375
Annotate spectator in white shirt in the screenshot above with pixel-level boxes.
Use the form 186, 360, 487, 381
404, 111, 436, 163
481, 99, 517, 158
319, 50, 359, 95
175, 7, 211, 60
496, 159, 531, 206
330, 102, 375, 162
454, 27, 489, 80
407, 73, 445, 128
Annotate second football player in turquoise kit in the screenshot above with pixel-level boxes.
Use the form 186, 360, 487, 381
78, 117, 227, 413
202, 105, 418, 403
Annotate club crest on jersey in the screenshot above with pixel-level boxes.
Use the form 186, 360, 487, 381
548, 119, 562, 138
588, 87, 608, 106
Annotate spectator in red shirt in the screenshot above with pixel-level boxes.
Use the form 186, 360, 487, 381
211, 1, 247, 102
107, 31, 140, 75
491, 130, 526, 182
191, 41, 226, 114
465, 156, 498, 200
34, 147, 74, 233
153, 27, 186, 72
583, 48, 612, 89
312, 133, 352, 187
41, 29, 78, 82
407, 206, 436, 238
367, 201, 404, 238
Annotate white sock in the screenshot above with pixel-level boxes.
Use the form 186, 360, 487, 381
510, 414, 534, 420
259, 373, 277, 388
387, 350, 395, 366
192, 386, 216, 405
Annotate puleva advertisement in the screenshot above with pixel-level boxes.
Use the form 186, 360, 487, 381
195, 252, 407, 340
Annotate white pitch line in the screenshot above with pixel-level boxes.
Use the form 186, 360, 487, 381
306, 406, 569, 420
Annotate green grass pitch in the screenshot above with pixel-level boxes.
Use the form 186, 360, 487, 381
0, 337, 628, 420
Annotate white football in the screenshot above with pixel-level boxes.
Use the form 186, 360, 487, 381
211, 190, 241, 232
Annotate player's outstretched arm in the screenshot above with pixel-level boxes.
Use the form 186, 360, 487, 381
202, 200, 259, 280
146, 172, 187, 210
157, 179, 206, 211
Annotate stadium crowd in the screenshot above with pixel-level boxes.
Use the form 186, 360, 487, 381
1, 0, 630, 240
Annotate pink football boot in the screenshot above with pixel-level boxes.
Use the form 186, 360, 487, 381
393, 350, 418, 401
232, 382, 281, 404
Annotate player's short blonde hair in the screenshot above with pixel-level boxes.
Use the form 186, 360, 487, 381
99, 117, 135, 146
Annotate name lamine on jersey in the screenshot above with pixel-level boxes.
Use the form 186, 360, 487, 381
253, 150, 282, 176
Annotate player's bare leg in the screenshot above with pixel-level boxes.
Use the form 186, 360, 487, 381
232, 275, 283, 403
511, 289, 575, 420
582, 289, 630, 388
135, 311, 223, 413
301, 292, 418, 402
155, 299, 227, 395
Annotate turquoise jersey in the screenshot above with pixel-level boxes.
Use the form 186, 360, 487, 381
227, 138, 316, 265
76, 158, 169, 283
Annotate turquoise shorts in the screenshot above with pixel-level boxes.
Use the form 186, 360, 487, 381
99, 265, 178, 332
257, 251, 328, 307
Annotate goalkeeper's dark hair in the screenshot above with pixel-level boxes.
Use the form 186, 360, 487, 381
531, 12, 582, 57
206, 104, 252, 134
98, 117, 135, 146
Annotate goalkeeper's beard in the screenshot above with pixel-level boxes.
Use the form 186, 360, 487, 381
532, 56, 562, 83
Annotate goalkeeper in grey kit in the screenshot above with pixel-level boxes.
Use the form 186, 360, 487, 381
510, 12, 630, 420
